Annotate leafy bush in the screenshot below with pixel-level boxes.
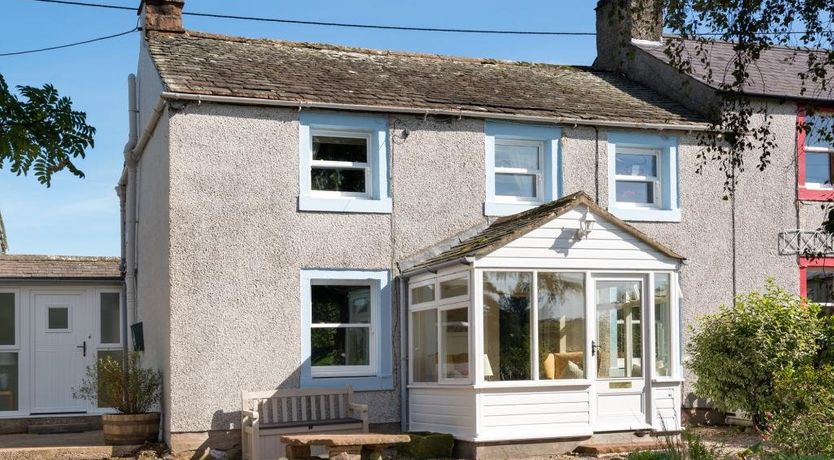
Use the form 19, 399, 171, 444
74, 352, 161, 414
687, 280, 823, 429
768, 365, 834, 456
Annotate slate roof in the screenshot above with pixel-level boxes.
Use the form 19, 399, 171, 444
401, 191, 684, 274
145, 30, 707, 127
635, 38, 834, 101
0, 255, 122, 281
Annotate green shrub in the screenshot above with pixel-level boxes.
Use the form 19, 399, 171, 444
687, 280, 823, 430
74, 351, 161, 414
768, 365, 834, 455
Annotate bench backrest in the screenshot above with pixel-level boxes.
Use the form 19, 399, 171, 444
242, 386, 355, 425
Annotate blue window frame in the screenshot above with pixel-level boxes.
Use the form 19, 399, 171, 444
484, 120, 562, 216
298, 112, 392, 213
300, 269, 393, 391
607, 132, 681, 222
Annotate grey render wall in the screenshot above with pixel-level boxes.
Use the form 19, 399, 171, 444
134, 41, 173, 441
151, 98, 805, 433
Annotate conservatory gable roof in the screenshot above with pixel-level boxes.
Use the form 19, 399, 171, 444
400, 191, 684, 275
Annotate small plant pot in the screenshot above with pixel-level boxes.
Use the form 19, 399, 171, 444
102, 412, 160, 445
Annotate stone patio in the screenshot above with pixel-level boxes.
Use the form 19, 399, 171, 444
0, 430, 140, 459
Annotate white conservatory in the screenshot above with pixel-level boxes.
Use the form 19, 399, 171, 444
401, 192, 683, 443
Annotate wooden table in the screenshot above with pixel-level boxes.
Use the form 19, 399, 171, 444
281, 433, 411, 460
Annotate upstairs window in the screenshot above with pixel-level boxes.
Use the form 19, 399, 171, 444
614, 148, 661, 208
485, 121, 561, 216
311, 132, 371, 196
299, 112, 391, 213
799, 111, 834, 199
607, 132, 680, 222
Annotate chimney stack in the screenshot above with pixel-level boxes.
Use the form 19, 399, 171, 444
595, 0, 663, 71
140, 0, 185, 34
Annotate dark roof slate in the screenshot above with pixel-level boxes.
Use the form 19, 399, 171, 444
0, 255, 121, 281
402, 191, 684, 274
146, 30, 707, 126
635, 38, 834, 101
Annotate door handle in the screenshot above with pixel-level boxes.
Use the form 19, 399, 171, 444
76, 340, 86, 357
591, 340, 600, 357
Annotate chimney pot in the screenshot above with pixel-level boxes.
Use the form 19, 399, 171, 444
141, 0, 185, 33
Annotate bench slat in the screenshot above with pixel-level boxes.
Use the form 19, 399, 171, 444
329, 394, 335, 420
339, 394, 345, 418
301, 397, 307, 422
320, 395, 326, 420
282, 397, 288, 423
270, 398, 279, 424
291, 397, 298, 422
310, 395, 317, 421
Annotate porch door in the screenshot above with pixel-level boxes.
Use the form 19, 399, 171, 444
31, 293, 92, 414
592, 277, 649, 431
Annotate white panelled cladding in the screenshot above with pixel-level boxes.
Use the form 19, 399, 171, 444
406, 205, 683, 441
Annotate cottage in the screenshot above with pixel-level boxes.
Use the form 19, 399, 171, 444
3, 0, 833, 457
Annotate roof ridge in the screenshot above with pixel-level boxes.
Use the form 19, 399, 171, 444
159, 30, 595, 70
661, 34, 830, 53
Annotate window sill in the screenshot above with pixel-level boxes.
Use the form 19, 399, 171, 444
799, 187, 834, 201
608, 207, 681, 223
301, 374, 394, 392
298, 196, 392, 214
484, 201, 543, 217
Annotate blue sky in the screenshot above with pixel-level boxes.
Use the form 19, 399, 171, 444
0, 0, 598, 256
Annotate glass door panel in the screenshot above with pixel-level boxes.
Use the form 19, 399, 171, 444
595, 280, 643, 379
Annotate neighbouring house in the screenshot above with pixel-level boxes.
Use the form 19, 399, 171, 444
0, 211, 7, 255
0, 251, 122, 426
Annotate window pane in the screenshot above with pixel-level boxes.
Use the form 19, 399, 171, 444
538, 273, 585, 380
312, 135, 367, 162
596, 281, 642, 378
495, 173, 536, 198
805, 114, 834, 148
616, 153, 657, 177
48, 307, 69, 330
483, 271, 532, 381
0, 352, 18, 411
412, 310, 438, 382
616, 181, 654, 204
495, 142, 540, 169
0, 294, 14, 346
96, 351, 123, 408
807, 269, 834, 306
312, 285, 371, 324
100, 293, 120, 344
441, 308, 469, 379
311, 168, 366, 193
411, 284, 435, 305
654, 274, 672, 377
440, 277, 468, 299
805, 152, 832, 185
311, 327, 370, 366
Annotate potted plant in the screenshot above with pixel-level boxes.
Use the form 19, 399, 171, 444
75, 352, 162, 445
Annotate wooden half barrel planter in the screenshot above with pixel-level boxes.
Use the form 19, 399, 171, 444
102, 413, 160, 445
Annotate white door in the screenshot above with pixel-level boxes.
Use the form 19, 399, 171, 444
31, 293, 92, 414
592, 277, 649, 431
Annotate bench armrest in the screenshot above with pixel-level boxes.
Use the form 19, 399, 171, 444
348, 402, 369, 432
241, 409, 259, 426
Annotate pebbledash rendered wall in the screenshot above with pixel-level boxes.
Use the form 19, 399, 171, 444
156, 101, 800, 436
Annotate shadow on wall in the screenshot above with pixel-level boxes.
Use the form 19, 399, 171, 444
683, 392, 725, 426
181, 364, 304, 460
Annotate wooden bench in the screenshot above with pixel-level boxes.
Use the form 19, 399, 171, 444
241, 386, 369, 460
281, 433, 411, 460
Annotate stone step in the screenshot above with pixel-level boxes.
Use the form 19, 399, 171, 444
574, 441, 666, 456
28, 423, 91, 435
